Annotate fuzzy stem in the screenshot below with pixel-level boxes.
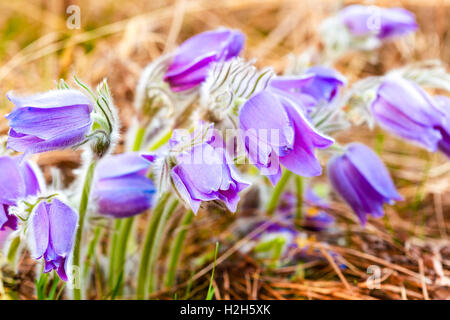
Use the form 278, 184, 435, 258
148, 198, 179, 294
83, 226, 102, 280
73, 159, 97, 300
295, 175, 304, 222
136, 192, 171, 299
165, 210, 194, 289
107, 219, 122, 289
266, 170, 292, 215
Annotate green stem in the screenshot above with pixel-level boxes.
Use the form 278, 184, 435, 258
83, 226, 102, 280
136, 192, 171, 299
295, 175, 304, 222
113, 217, 134, 294
108, 219, 122, 289
132, 127, 146, 152
148, 199, 179, 294
266, 170, 292, 215
165, 210, 194, 289
73, 160, 97, 300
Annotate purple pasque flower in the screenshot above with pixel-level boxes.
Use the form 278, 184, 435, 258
239, 90, 334, 184
94, 153, 156, 218
434, 95, 450, 158
271, 67, 346, 111
164, 28, 245, 92
0, 156, 41, 231
170, 124, 250, 214
339, 5, 418, 40
28, 198, 77, 281
5, 89, 93, 156
372, 76, 447, 151
327, 143, 402, 225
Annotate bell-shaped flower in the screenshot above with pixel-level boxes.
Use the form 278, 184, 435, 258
170, 125, 250, 214
164, 28, 245, 92
0, 156, 42, 231
5, 89, 93, 156
239, 90, 334, 184
93, 153, 156, 218
371, 76, 447, 151
28, 198, 77, 281
327, 143, 402, 225
434, 95, 450, 158
339, 5, 418, 40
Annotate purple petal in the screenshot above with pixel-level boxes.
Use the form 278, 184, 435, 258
171, 167, 202, 214
0, 156, 25, 204
239, 91, 294, 154
29, 202, 50, 259
165, 29, 245, 91
97, 152, 153, 180
48, 198, 78, 256
279, 97, 334, 177
96, 175, 156, 218
346, 143, 402, 201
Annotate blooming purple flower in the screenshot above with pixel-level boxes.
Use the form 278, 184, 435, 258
0, 156, 41, 231
434, 95, 450, 158
271, 67, 346, 111
164, 28, 245, 92
328, 143, 402, 225
372, 76, 447, 151
94, 153, 156, 218
5, 90, 93, 156
339, 5, 418, 39
239, 90, 334, 184
170, 125, 250, 214
28, 198, 77, 281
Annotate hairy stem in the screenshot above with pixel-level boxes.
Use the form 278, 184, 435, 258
148, 198, 179, 294
73, 159, 97, 300
136, 192, 171, 299
266, 170, 292, 215
165, 210, 194, 289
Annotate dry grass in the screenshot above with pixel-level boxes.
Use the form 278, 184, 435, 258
0, 0, 449, 300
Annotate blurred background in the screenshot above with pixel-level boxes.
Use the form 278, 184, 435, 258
0, 0, 449, 299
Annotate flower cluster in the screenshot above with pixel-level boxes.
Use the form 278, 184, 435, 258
1, 2, 449, 299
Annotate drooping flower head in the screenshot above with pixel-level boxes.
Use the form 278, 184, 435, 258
339, 5, 418, 40
28, 198, 77, 281
433, 95, 450, 158
0, 156, 42, 231
170, 124, 250, 214
5, 90, 93, 156
93, 153, 156, 218
328, 143, 402, 225
239, 90, 334, 184
164, 28, 245, 92
371, 75, 447, 151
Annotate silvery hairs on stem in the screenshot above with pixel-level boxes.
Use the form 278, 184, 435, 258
199, 58, 275, 126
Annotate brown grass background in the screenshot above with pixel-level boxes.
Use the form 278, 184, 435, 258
0, 0, 449, 300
